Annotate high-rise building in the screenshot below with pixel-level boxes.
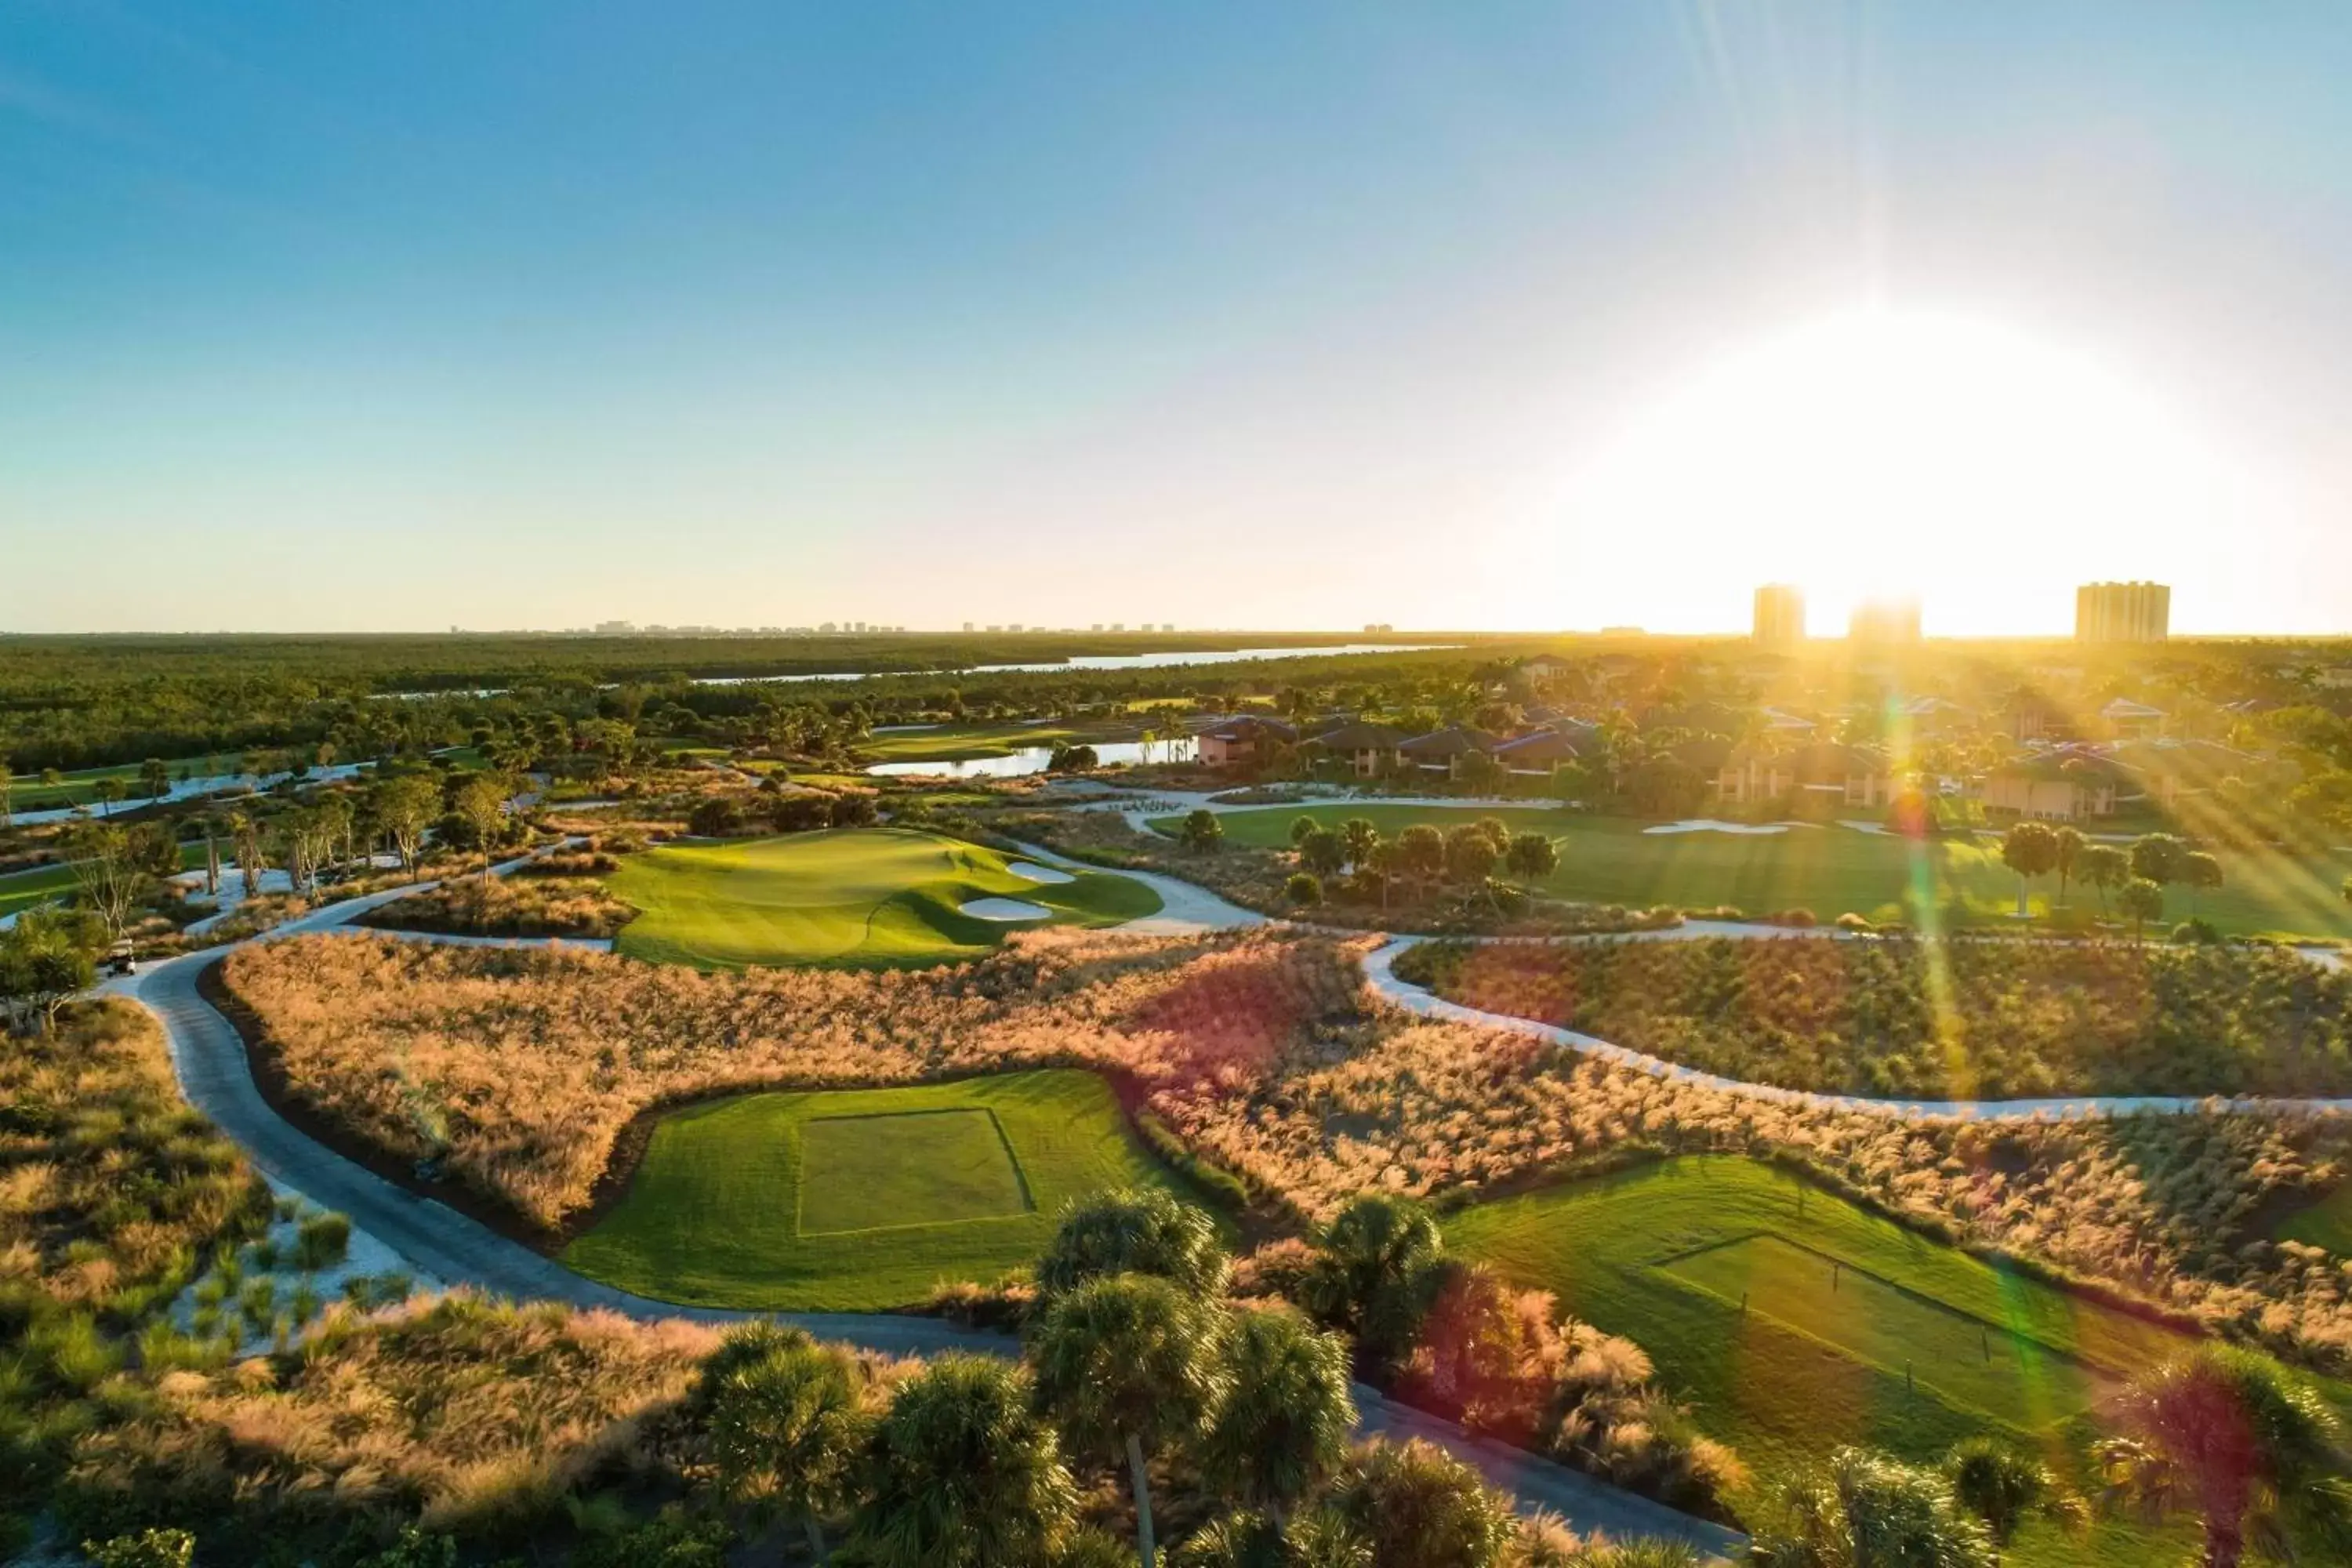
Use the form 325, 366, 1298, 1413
1752, 584, 1806, 645
1848, 597, 1922, 644
2075, 581, 2170, 643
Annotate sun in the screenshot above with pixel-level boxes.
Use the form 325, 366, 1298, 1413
1540, 309, 2250, 636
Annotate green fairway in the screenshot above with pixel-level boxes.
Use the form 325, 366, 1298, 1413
605, 826, 1161, 967
6, 751, 255, 811
858, 717, 1148, 764
0, 862, 76, 919
2272, 1181, 2352, 1253
563, 1070, 1192, 1308
1165, 804, 2352, 940
1449, 1156, 2201, 1565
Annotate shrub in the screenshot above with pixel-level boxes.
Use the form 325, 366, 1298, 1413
84, 1529, 196, 1568
292, 1212, 351, 1271
1286, 872, 1323, 907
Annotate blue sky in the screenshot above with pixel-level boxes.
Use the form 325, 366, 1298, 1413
5, 2, 2350, 634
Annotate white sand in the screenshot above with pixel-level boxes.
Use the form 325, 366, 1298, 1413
1642, 818, 1791, 837
960, 896, 1053, 920
1006, 860, 1076, 884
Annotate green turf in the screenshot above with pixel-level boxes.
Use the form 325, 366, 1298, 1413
1448, 1156, 2202, 1566
796, 1109, 1029, 1233
0, 842, 210, 919
858, 719, 1143, 763
2271, 1182, 2352, 1253
562, 1070, 1192, 1308
1163, 804, 2352, 941
605, 826, 1160, 968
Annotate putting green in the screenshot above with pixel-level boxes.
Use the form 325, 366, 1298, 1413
563, 1070, 1196, 1309
1166, 804, 2352, 940
606, 826, 1160, 967
1447, 1156, 2197, 1552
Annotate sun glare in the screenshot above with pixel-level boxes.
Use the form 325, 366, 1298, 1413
1551, 310, 2246, 635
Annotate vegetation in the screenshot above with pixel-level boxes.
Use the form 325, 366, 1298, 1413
1392, 933, 2352, 1100
563, 1071, 1202, 1309
604, 826, 1160, 967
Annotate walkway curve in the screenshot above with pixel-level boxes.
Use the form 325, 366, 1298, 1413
108, 851, 1744, 1556
1364, 934, 2352, 1124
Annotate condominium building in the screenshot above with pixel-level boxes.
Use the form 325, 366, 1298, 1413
2075, 581, 2171, 643
1752, 583, 1806, 645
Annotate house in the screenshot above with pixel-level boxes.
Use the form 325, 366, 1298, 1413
1759, 706, 1819, 737
2099, 697, 2167, 740
1490, 725, 1598, 777
2107, 738, 2250, 812
1715, 742, 1896, 809
1980, 746, 2127, 821
1893, 695, 1970, 735
1397, 724, 1500, 781
1194, 716, 1298, 769
1305, 720, 1405, 779
1998, 694, 2078, 744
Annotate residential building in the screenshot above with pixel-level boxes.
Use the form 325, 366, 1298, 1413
2100, 696, 2167, 740
1305, 720, 1406, 778
1195, 716, 1297, 768
1752, 583, 1806, 645
1492, 726, 1597, 777
1980, 746, 2127, 821
1714, 742, 1895, 809
1398, 724, 1501, 780
2075, 581, 2171, 644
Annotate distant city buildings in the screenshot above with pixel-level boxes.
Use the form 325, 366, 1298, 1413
1363, 622, 1396, 634
1847, 597, 1922, 644
2075, 581, 2170, 644
1751, 584, 1806, 646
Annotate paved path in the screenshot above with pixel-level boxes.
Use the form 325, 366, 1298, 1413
1002, 836, 1269, 935
111, 856, 1743, 1556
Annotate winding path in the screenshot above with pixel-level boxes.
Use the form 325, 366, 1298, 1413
108, 851, 1746, 1557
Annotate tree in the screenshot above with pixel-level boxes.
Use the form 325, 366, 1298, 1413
1049, 743, 1100, 773
2080, 844, 2128, 916
1329, 1440, 1515, 1568
1503, 833, 1557, 894
848, 1354, 1078, 1568
1197, 1306, 1356, 1517
1394, 826, 1446, 900
1999, 822, 2059, 919
1338, 818, 1380, 871
1471, 817, 1511, 857
2120, 877, 2166, 942
2130, 832, 2187, 889
1032, 1275, 1229, 1568
2096, 1345, 2352, 1568
1944, 1437, 2085, 1556
374, 775, 441, 875
706, 1329, 869, 1563
1286, 872, 1323, 908
1753, 1446, 1995, 1568
1301, 1193, 1446, 1371
2181, 850, 2223, 916
1181, 809, 1224, 855
0, 759, 12, 828
2052, 826, 2085, 909
1443, 824, 1499, 888
138, 757, 172, 800
1298, 828, 1346, 880
2343, 872, 2352, 909
452, 775, 512, 885
228, 810, 267, 902
1036, 1188, 1230, 1302
1290, 816, 1321, 849
0, 911, 99, 1034
93, 776, 127, 818
67, 822, 149, 946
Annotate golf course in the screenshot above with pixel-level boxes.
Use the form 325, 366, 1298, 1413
1167, 803, 2352, 939
606, 826, 1162, 967
561, 1069, 1197, 1308
1449, 1156, 2202, 1565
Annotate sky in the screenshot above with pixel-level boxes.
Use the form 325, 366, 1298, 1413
4, 2, 2351, 637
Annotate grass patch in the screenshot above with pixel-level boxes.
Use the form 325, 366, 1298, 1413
1447, 1156, 2199, 1565
2271, 1181, 2352, 1253
1173, 804, 2352, 940
858, 718, 1144, 763
605, 826, 1160, 968
563, 1070, 1192, 1308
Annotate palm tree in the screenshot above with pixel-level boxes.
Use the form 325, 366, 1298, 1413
1751, 1446, 1995, 1568
1301, 1193, 1445, 1371
2120, 877, 2166, 943
227, 810, 266, 901
2080, 844, 2128, 917
707, 1331, 869, 1562
2052, 826, 2085, 909
93, 776, 125, 818
1036, 1188, 1230, 1302
1338, 818, 1380, 873
1944, 1437, 2085, 1555
849, 1353, 1077, 1568
1329, 1439, 1515, 1568
1197, 1306, 1356, 1518
2181, 850, 2223, 916
1174, 1510, 1372, 1567
1999, 822, 2058, 919
1503, 833, 1558, 897
2096, 1345, 2352, 1568
1031, 1274, 1229, 1568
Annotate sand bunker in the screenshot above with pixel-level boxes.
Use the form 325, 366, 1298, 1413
960, 897, 1053, 921
1006, 861, 1076, 884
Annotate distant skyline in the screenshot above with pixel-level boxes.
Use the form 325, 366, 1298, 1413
5, 4, 2352, 636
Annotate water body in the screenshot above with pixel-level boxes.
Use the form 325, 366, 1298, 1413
867, 738, 1197, 779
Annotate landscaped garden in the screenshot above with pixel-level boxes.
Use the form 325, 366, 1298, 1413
1165, 804, 2352, 939
1393, 932, 2352, 1100
603, 825, 1161, 967
563, 1069, 1201, 1308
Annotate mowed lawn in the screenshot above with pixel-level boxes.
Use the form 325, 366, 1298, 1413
1448, 1156, 2203, 1566
562, 1070, 1196, 1309
605, 826, 1161, 967
0, 841, 211, 919
859, 718, 1144, 764
1169, 804, 2352, 940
